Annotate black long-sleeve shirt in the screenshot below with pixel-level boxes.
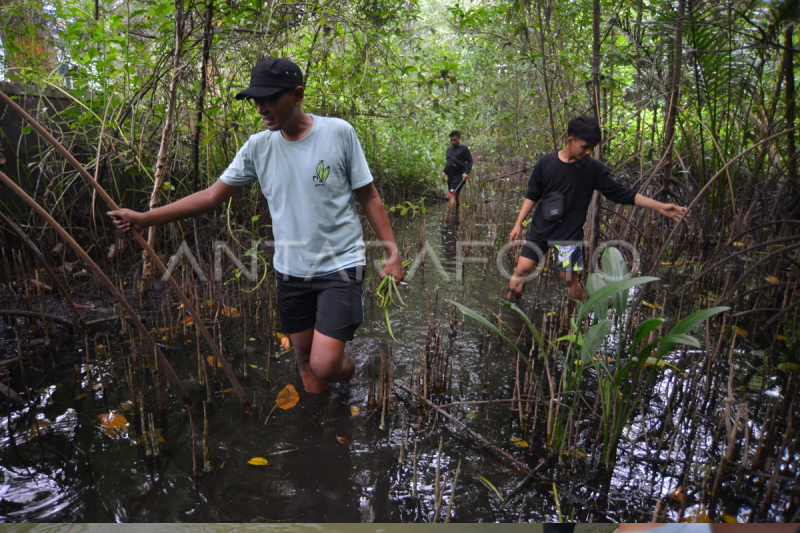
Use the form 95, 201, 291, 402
443, 144, 473, 176
525, 152, 637, 243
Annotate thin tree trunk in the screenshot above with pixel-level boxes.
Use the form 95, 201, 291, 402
662, 0, 686, 187
586, 0, 603, 266
141, 0, 185, 299
193, 0, 214, 193
783, 23, 796, 207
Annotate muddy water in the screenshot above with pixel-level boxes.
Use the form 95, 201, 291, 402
0, 201, 794, 523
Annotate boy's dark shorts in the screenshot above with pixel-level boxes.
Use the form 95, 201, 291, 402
447, 174, 466, 197
276, 267, 364, 342
519, 241, 585, 272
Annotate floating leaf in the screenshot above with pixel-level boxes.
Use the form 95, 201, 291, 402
336, 436, 349, 444
280, 337, 291, 350
247, 457, 269, 466
350, 406, 359, 417
206, 356, 223, 368
98, 413, 128, 438
509, 437, 529, 448
276, 384, 299, 410
479, 475, 504, 501
668, 486, 684, 502
222, 305, 240, 317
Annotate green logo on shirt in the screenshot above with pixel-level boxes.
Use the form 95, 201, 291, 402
313, 160, 331, 184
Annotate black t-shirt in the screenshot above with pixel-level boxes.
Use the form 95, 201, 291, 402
443, 144, 473, 176
525, 152, 637, 243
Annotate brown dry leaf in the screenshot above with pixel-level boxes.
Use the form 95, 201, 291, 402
179, 315, 194, 326
276, 384, 299, 410
667, 486, 684, 502
336, 436, 349, 444
350, 406, 359, 417
148, 327, 171, 335
222, 305, 240, 317
98, 413, 128, 438
206, 356, 223, 368
222, 388, 234, 394
280, 337, 291, 350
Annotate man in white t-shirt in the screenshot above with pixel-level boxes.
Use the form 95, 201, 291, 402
109, 58, 403, 394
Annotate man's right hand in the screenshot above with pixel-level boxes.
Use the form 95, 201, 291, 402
441, 172, 446, 180
107, 209, 146, 232
509, 224, 523, 243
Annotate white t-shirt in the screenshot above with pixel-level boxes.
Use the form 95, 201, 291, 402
219, 115, 373, 278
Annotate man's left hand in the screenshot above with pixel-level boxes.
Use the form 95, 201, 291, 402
660, 203, 689, 223
382, 256, 405, 282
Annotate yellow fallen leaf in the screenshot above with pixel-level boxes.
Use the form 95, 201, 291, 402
179, 315, 194, 326
350, 406, 359, 417
642, 301, 664, 310
668, 486, 684, 502
732, 241, 746, 248
98, 413, 128, 438
509, 438, 529, 448
281, 337, 291, 350
276, 384, 299, 410
247, 457, 269, 466
734, 326, 747, 337
222, 305, 240, 317
765, 276, 780, 284
74, 393, 88, 401
777, 335, 788, 341
206, 356, 222, 368
721, 513, 739, 523
336, 436, 349, 444
222, 388, 234, 393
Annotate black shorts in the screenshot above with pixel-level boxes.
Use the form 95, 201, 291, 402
519, 241, 585, 272
447, 174, 466, 197
276, 267, 365, 341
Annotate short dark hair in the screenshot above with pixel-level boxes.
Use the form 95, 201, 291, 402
567, 116, 601, 145
449, 130, 461, 138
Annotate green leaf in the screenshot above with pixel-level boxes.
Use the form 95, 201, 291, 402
493, 299, 544, 348
586, 273, 607, 320
602, 247, 630, 316
578, 276, 660, 323
316, 160, 324, 178
581, 319, 613, 365
631, 318, 665, 354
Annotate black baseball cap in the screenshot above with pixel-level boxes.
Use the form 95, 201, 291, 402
234, 58, 305, 100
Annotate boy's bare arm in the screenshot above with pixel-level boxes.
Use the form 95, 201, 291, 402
510, 198, 536, 242
108, 180, 242, 232
354, 183, 403, 281
634, 193, 688, 223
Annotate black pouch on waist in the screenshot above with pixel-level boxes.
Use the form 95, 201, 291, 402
541, 191, 565, 221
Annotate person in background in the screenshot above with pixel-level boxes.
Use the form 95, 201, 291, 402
441, 130, 473, 213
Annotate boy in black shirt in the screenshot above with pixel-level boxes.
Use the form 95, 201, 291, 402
507, 116, 687, 301
441, 130, 473, 211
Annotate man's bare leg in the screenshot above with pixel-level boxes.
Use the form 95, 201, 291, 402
309, 329, 355, 383
289, 328, 328, 394
559, 270, 584, 301
507, 256, 538, 300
